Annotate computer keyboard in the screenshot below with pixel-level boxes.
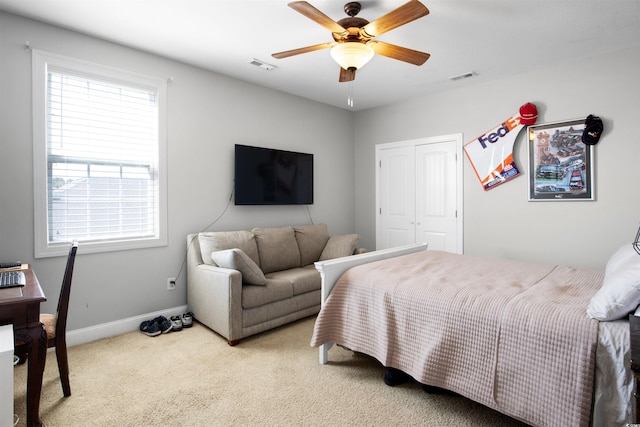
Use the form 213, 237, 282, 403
0, 262, 21, 269
0, 271, 26, 288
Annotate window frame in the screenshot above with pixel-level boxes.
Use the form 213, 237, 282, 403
32, 50, 168, 258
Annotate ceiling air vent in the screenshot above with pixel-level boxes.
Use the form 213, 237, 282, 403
449, 71, 476, 81
249, 58, 277, 71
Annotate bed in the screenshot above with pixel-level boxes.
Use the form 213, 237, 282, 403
310, 243, 636, 427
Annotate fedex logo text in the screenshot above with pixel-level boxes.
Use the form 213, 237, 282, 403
476, 117, 520, 149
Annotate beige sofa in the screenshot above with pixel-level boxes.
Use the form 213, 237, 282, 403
186, 224, 362, 345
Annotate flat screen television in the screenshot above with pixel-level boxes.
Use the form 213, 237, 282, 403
234, 144, 314, 205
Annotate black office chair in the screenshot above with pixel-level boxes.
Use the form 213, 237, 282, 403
16, 241, 78, 397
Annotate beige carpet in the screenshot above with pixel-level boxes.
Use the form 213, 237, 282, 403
14, 316, 528, 426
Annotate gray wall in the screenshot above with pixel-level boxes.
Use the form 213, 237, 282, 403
354, 46, 640, 270
2, 11, 639, 332
0, 12, 356, 330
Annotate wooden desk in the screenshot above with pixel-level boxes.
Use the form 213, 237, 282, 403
0, 267, 47, 427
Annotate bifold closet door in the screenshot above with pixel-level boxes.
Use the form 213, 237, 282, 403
377, 145, 416, 249
376, 135, 461, 253
414, 142, 458, 252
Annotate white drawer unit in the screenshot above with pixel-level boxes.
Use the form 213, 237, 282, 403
0, 324, 14, 427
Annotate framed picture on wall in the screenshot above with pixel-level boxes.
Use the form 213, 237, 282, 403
528, 118, 594, 201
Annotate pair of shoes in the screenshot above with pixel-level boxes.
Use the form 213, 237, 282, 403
153, 316, 173, 334
140, 319, 161, 337
181, 312, 194, 328
170, 315, 183, 331
140, 316, 172, 337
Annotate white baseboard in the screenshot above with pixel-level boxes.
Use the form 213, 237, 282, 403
65, 304, 189, 347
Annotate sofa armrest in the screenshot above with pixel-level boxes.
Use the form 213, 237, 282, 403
186, 235, 243, 343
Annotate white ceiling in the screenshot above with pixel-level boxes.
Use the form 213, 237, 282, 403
1, 0, 639, 111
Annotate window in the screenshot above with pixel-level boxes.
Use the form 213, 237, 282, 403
33, 50, 167, 257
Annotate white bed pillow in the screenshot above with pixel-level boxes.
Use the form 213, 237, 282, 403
211, 248, 267, 285
603, 244, 638, 280
587, 244, 640, 321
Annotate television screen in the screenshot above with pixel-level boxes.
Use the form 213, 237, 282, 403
234, 144, 314, 205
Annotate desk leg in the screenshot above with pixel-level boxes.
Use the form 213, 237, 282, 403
18, 325, 46, 427
635, 373, 640, 423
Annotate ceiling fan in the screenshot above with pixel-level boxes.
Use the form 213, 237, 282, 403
272, 1, 431, 82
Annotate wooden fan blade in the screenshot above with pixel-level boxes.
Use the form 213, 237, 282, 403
288, 1, 347, 35
339, 67, 356, 82
368, 41, 430, 65
361, 0, 429, 38
272, 42, 336, 59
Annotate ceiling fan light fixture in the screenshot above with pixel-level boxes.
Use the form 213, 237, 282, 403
330, 42, 374, 70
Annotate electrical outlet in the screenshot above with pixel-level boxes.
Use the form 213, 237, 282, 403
167, 277, 176, 291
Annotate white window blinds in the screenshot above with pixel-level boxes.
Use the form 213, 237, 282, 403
33, 51, 167, 257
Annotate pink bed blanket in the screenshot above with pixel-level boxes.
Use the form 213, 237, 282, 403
310, 250, 603, 427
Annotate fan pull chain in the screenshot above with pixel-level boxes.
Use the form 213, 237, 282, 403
347, 82, 354, 108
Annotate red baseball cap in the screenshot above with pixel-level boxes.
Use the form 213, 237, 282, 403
519, 103, 538, 125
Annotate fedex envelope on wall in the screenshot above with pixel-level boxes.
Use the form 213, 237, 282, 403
464, 114, 524, 191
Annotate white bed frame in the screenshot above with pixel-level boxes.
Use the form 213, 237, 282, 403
313, 243, 428, 364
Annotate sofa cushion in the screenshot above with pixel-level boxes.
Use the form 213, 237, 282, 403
319, 234, 359, 261
267, 266, 321, 295
242, 290, 321, 328
242, 278, 293, 309
198, 230, 259, 266
294, 224, 330, 265
252, 226, 301, 274
211, 248, 267, 285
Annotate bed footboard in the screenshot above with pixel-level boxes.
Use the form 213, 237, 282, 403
313, 243, 428, 364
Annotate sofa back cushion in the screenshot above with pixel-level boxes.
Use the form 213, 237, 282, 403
198, 230, 260, 266
294, 224, 330, 265
252, 226, 301, 274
